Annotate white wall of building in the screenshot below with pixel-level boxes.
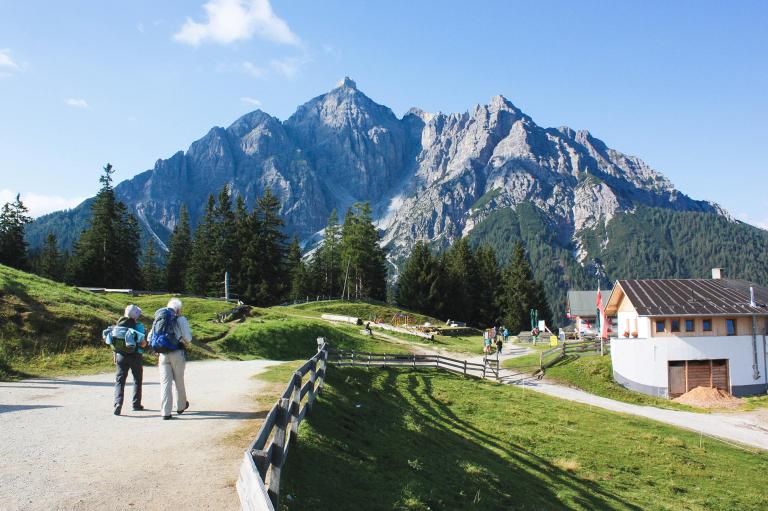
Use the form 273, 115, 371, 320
611, 334, 768, 397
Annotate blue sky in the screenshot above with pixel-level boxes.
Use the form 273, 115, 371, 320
0, 0, 766, 228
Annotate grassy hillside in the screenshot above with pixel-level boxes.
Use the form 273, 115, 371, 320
0, 265, 237, 379
0, 266, 421, 379
282, 367, 768, 510
288, 300, 443, 326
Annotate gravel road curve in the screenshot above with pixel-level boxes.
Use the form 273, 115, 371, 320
0, 359, 278, 511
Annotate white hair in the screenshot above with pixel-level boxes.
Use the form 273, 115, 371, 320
124, 304, 142, 320
167, 298, 183, 313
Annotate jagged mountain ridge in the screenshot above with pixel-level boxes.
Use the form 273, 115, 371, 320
29, 77, 724, 270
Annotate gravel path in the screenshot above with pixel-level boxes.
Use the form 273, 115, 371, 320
0, 359, 278, 511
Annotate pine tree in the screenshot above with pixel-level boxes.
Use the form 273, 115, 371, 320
475, 245, 501, 327
240, 189, 288, 305
0, 193, 32, 270
286, 235, 307, 301
338, 203, 387, 300
396, 242, 443, 316
69, 164, 141, 287
443, 238, 480, 324
187, 195, 219, 295
498, 241, 537, 333
313, 209, 342, 297
165, 205, 192, 293
141, 238, 163, 290
37, 232, 64, 281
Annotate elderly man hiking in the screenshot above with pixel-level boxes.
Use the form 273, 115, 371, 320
103, 304, 147, 416
149, 298, 193, 420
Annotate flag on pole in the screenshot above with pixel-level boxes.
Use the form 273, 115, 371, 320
596, 285, 608, 340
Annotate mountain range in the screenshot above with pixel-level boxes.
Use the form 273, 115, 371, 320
28, 77, 768, 320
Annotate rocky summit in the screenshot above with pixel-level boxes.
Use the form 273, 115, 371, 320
29, 78, 726, 266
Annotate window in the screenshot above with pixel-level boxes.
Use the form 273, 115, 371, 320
685, 319, 695, 332
726, 319, 737, 336
702, 319, 712, 332
656, 320, 665, 333
671, 319, 680, 332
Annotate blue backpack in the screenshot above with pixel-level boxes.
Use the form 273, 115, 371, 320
149, 307, 179, 353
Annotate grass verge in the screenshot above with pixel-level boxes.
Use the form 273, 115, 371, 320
545, 354, 697, 411
281, 367, 767, 510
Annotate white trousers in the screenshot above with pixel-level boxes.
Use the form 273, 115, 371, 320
159, 350, 187, 417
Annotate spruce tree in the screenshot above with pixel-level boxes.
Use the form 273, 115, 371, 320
475, 245, 501, 327
141, 237, 163, 290
187, 195, 219, 295
70, 164, 141, 287
443, 238, 480, 324
240, 189, 287, 305
498, 241, 536, 333
313, 209, 342, 297
396, 242, 442, 315
37, 232, 64, 281
165, 205, 192, 293
286, 235, 307, 302
0, 193, 32, 270
339, 203, 387, 300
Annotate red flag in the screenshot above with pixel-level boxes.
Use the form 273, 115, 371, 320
596, 285, 608, 339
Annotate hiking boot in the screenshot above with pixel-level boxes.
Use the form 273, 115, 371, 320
177, 401, 190, 415
113, 405, 121, 416
162, 415, 173, 420
132, 405, 145, 411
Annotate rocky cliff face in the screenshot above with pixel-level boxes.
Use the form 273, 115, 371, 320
28, 78, 722, 269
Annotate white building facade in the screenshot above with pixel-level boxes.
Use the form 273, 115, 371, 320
606, 276, 768, 398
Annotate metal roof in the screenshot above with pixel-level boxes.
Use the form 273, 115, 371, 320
567, 290, 608, 317
614, 278, 768, 317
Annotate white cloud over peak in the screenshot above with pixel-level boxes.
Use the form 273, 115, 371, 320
0, 190, 85, 218
65, 98, 89, 109
270, 55, 310, 79
241, 61, 266, 78
174, 0, 299, 46
0, 48, 20, 69
240, 97, 262, 106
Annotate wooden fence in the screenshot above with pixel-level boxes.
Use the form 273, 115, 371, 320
237, 340, 329, 511
538, 338, 611, 372
329, 349, 490, 378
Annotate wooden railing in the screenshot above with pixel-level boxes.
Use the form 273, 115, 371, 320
329, 349, 489, 378
237, 340, 329, 511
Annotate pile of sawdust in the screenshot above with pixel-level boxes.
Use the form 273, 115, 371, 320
673, 386, 743, 409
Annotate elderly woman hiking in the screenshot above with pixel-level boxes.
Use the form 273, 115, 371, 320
149, 298, 193, 420
103, 304, 147, 416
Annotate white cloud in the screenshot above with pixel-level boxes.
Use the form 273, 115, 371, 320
136, 22, 145, 33
0, 190, 85, 218
174, 0, 299, 46
270, 55, 310, 79
0, 48, 20, 69
241, 61, 266, 78
240, 96, 262, 107
65, 98, 89, 109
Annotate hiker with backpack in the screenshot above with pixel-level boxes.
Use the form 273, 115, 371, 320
149, 298, 193, 420
103, 304, 147, 416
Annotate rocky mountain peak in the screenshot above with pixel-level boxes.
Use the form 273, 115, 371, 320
335, 76, 358, 89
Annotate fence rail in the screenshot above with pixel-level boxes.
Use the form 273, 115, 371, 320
328, 349, 491, 378
237, 341, 329, 511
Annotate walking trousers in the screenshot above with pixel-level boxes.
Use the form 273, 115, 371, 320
159, 349, 187, 417
114, 353, 143, 409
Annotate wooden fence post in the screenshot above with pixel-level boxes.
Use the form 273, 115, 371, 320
413, 354, 416, 368
267, 397, 290, 508
540, 351, 543, 371
290, 373, 302, 439
463, 360, 467, 377
308, 363, 317, 412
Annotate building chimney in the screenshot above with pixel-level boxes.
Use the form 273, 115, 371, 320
711, 268, 723, 279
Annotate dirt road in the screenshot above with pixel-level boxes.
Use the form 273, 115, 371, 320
0, 359, 277, 511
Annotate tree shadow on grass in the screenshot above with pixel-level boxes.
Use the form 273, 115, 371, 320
281, 367, 642, 510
